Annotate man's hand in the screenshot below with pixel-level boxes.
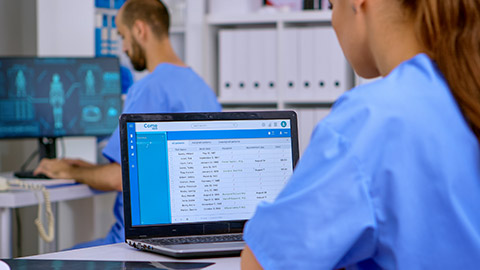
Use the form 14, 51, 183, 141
63, 158, 95, 168
34, 158, 122, 191
34, 158, 77, 180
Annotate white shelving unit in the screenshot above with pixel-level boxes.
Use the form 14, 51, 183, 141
208, 10, 332, 25
205, 10, 354, 108
205, 10, 354, 154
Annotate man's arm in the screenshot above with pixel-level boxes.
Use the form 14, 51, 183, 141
241, 245, 263, 270
34, 158, 123, 191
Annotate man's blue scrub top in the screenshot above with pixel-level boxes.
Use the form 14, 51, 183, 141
102, 63, 221, 245
244, 54, 480, 269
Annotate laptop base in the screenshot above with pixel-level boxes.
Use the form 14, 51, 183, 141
127, 240, 244, 258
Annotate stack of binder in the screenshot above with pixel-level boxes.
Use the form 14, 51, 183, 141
283, 27, 350, 103
219, 26, 351, 104
219, 29, 277, 102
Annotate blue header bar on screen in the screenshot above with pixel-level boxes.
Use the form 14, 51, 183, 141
136, 129, 291, 140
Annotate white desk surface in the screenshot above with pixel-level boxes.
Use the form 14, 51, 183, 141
0, 172, 110, 258
0, 172, 102, 208
26, 243, 241, 270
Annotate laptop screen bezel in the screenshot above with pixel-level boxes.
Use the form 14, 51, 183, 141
120, 111, 299, 240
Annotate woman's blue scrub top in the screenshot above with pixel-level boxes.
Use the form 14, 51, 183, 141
244, 54, 480, 269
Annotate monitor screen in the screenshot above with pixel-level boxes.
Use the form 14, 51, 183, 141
0, 57, 122, 139
126, 119, 294, 226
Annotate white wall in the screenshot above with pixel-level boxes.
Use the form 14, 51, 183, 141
0, 0, 116, 256
0, 0, 37, 173
36, 0, 95, 56
0, 0, 37, 56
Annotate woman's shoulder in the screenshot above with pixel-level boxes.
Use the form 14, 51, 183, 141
342, 54, 445, 105
321, 54, 453, 143
334, 54, 449, 116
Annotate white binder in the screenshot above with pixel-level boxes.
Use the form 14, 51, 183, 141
298, 28, 316, 101
234, 30, 250, 101
283, 28, 299, 101
247, 29, 264, 101
326, 28, 348, 101
313, 27, 331, 102
262, 29, 277, 101
219, 30, 236, 101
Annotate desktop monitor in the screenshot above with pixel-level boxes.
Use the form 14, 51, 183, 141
0, 57, 122, 160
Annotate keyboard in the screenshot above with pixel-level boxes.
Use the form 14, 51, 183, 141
143, 234, 244, 246
14, 171, 51, 179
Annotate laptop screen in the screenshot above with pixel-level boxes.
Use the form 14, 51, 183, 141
125, 118, 294, 227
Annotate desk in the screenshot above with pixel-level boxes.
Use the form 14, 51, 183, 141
25, 243, 241, 269
0, 173, 108, 258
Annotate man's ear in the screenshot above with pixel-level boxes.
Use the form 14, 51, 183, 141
132, 20, 148, 43
352, 0, 367, 13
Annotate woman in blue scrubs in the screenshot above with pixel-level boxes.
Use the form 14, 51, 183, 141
241, 0, 480, 269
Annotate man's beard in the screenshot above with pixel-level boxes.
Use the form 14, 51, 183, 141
128, 38, 147, 72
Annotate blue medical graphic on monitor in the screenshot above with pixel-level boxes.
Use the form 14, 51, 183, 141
0, 57, 122, 138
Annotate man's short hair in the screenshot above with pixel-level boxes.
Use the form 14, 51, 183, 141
120, 0, 170, 39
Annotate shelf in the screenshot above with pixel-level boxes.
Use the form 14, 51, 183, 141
219, 99, 337, 107
207, 10, 332, 26
284, 101, 335, 107
219, 99, 278, 106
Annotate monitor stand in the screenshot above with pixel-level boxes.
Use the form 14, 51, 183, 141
14, 137, 57, 179
38, 137, 57, 160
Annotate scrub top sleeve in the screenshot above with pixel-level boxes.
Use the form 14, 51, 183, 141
102, 125, 121, 164
102, 84, 168, 164
243, 122, 378, 270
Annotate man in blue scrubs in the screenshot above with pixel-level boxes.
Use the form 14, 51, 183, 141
241, 0, 480, 269
34, 0, 221, 248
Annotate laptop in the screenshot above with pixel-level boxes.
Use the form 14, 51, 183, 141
119, 111, 299, 258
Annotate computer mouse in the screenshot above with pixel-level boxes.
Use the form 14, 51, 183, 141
0, 260, 10, 270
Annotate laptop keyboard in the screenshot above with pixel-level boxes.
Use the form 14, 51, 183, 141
143, 234, 244, 246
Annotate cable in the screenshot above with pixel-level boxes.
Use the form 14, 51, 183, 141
19, 150, 39, 172
7, 179, 55, 243
59, 137, 66, 159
